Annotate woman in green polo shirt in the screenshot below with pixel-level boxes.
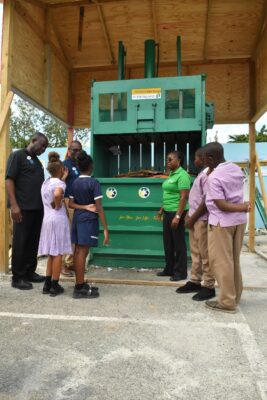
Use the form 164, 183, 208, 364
156, 150, 191, 281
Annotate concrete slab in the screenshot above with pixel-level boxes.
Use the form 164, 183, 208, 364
0, 241, 266, 399
0, 279, 266, 400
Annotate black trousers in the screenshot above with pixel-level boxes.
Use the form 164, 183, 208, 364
163, 211, 187, 278
12, 210, 43, 281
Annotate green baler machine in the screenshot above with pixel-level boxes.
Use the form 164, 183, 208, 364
90, 38, 214, 268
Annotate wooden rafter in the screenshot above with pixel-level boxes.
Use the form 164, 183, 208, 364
72, 57, 250, 72
253, 0, 267, 57
78, 6, 85, 51
48, 11, 73, 66
151, 0, 158, 43
18, 0, 46, 8
47, 0, 126, 8
14, 0, 71, 70
203, 0, 211, 60
93, 0, 115, 64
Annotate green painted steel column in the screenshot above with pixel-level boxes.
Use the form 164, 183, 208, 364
144, 40, 156, 78
177, 36, 182, 76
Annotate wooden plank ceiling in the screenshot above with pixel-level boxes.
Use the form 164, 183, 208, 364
23, 0, 267, 70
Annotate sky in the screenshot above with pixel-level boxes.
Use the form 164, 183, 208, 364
0, 3, 266, 143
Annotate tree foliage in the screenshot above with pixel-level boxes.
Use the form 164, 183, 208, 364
10, 96, 89, 148
228, 125, 267, 143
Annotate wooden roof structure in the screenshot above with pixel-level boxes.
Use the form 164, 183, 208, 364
1, 0, 267, 271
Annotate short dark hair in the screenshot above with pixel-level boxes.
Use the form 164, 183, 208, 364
204, 142, 224, 159
195, 147, 204, 157
31, 131, 48, 143
69, 140, 82, 149
76, 150, 93, 172
167, 150, 184, 167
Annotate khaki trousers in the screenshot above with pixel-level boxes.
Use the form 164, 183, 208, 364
189, 220, 215, 288
208, 223, 246, 310
63, 198, 74, 267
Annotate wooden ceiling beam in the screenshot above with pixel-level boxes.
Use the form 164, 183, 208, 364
18, 0, 46, 9
77, 6, 85, 51
203, 0, 211, 61
92, 0, 115, 64
14, 0, 71, 70
72, 57, 250, 72
253, 0, 267, 58
48, 11, 73, 66
151, 0, 158, 43
47, 0, 126, 8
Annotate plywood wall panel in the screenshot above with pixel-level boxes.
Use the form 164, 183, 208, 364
73, 70, 117, 127
11, 11, 45, 105
189, 62, 250, 123
50, 54, 69, 121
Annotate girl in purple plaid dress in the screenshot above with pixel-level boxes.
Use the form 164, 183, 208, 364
38, 152, 72, 296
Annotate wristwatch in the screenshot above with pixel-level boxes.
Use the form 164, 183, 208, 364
175, 214, 181, 219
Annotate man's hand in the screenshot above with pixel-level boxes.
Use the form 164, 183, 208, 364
184, 214, 194, 229
11, 204, 22, 223
171, 217, 180, 230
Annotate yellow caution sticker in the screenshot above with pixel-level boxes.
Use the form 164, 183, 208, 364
132, 88, 161, 100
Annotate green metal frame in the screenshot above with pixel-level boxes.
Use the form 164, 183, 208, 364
91, 75, 206, 136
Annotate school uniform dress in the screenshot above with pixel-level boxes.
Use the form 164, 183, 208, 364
188, 168, 215, 289
6, 149, 44, 282
38, 178, 72, 256
206, 161, 247, 310
70, 175, 103, 247
162, 166, 191, 279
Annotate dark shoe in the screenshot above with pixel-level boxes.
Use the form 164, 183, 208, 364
176, 281, 201, 293
27, 272, 45, 283
83, 282, 99, 292
12, 279, 33, 290
73, 284, 100, 299
42, 283, 51, 294
49, 282, 64, 297
170, 275, 187, 282
157, 270, 172, 277
192, 287, 216, 301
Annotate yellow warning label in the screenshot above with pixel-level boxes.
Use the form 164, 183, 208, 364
132, 88, 161, 100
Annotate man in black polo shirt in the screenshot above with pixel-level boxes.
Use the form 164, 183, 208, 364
6, 132, 48, 290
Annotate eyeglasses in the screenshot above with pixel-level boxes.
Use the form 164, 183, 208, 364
71, 148, 81, 152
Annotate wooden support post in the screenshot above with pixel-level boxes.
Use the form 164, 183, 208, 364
256, 153, 267, 212
248, 122, 256, 252
0, 0, 14, 274
93, 0, 115, 64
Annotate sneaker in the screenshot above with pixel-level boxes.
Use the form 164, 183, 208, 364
73, 284, 100, 299
27, 272, 45, 283
205, 300, 236, 313
83, 282, 99, 292
49, 282, 64, 297
12, 279, 33, 290
156, 270, 172, 277
176, 281, 201, 294
192, 287, 216, 301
